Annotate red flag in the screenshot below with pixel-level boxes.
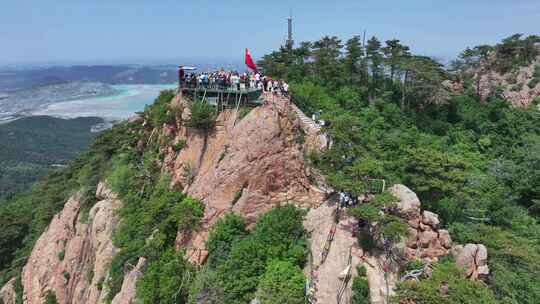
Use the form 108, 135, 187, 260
245, 48, 258, 72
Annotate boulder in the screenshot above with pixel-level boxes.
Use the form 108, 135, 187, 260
418, 230, 438, 248
438, 230, 452, 249
0, 278, 16, 304
96, 181, 116, 200
390, 185, 421, 220
475, 244, 488, 267
408, 218, 420, 229
452, 243, 489, 280
422, 211, 440, 229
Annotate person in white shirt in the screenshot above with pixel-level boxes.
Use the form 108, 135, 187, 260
255, 73, 261, 87
283, 82, 289, 95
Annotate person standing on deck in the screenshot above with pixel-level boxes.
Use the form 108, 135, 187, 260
272, 80, 279, 95
267, 78, 273, 92
283, 81, 289, 97
262, 76, 268, 92
178, 66, 185, 88
255, 72, 261, 88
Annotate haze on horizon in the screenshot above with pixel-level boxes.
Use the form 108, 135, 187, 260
2, 0, 540, 66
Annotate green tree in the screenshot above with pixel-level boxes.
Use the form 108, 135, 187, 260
188, 267, 225, 304
205, 213, 247, 269
137, 249, 195, 304
399, 55, 448, 110
186, 101, 216, 133
351, 266, 369, 304
393, 260, 500, 304
145, 90, 176, 127
312, 36, 344, 89
450, 223, 540, 303
344, 35, 364, 84
348, 192, 408, 250
382, 39, 410, 83
366, 36, 383, 100
255, 260, 305, 304
44, 291, 58, 304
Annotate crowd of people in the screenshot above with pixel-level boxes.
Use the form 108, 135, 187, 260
179, 68, 289, 95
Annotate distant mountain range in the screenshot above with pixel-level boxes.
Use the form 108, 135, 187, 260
0, 61, 244, 92
0, 65, 176, 92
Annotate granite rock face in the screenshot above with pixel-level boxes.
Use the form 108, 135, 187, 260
164, 95, 327, 264
0, 278, 16, 304
20, 183, 121, 304
111, 257, 147, 304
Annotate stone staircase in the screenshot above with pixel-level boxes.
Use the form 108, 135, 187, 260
262, 93, 328, 150
289, 103, 322, 133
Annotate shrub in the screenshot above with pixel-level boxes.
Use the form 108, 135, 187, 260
57, 250, 65, 261
528, 78, 540, 89
207, 205, 308, 304
145, 90, 176, 127
295, 128, 306, 145
106, 153, 204, 301
255, 260, 305, 304
188, 267, 225, 304
137, 249, 195, 304
205, 213, 247, 269
62, 271, 70, 283
250, 205, 307, 265
219, 145, 229, 163
96, 277, 104, 291
44, 291, 58, 304
380, 215, 409, 243
218, 238, 268, 303
393, 260, 499, 304
510, 83, 523, 92
400, 260, 425, 277
348, 191, 407, 249
172, 139, 187, 152
351, 266, 369, 304
186, 101, 216, 132
238, 107, 252, 120
85, 269, 94, 283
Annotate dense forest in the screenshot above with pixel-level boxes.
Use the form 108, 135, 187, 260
0, 33, 539, 304
259, 33, 540, 303
0, 116, 102, 200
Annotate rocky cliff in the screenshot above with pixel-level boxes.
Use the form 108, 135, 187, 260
477, 64, 540, 107
465, 56, 540, 107
1, 92, 489, 304
164, 93, 327, 264
18, 183, 121, 304
1, 93, 329, 303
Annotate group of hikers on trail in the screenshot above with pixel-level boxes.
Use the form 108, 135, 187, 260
338, 190, 359, 208
337, 187, 372, 209
179, 67, 289, 95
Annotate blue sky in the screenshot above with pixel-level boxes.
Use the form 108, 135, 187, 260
2, 0, 540, 65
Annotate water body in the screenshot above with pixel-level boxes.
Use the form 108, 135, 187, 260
32, 84, 176, 121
